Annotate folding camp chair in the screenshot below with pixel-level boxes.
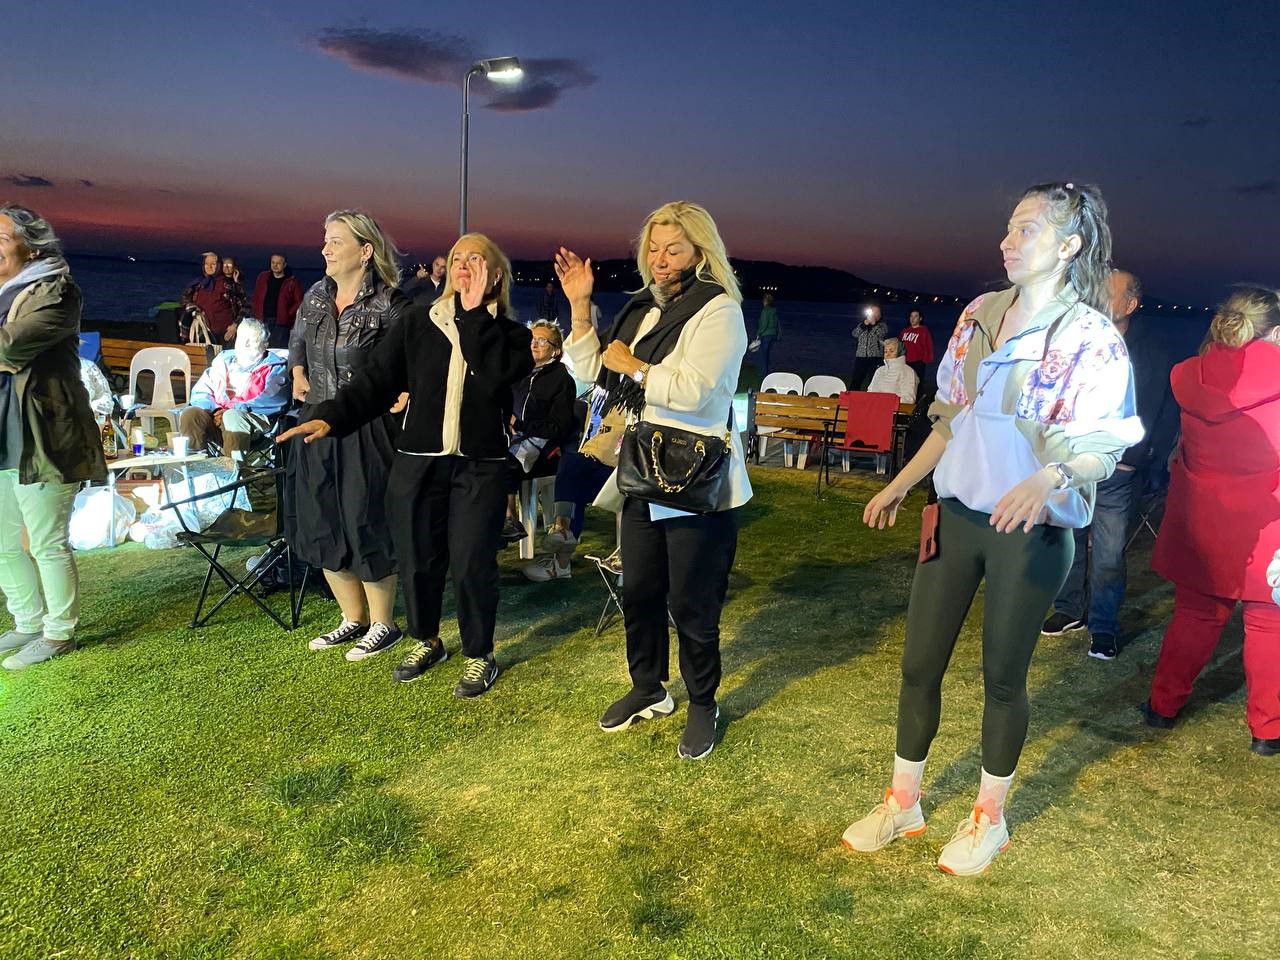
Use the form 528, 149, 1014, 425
161, 465, 308, 630
1126, 489, 1165, 550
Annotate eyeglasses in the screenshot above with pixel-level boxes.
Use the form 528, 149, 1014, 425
531, 336, 557, 347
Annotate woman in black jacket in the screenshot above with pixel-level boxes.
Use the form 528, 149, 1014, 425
286, 209, 409, 662
281, 233, 533, 697
501, 320, 578, 549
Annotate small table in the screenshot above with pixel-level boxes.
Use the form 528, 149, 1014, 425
104, 452, 210, 544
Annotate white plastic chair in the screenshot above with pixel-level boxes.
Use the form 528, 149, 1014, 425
128, 347, 191, 437
802, 375, 847, 398
757, 372, 804, 463
517, 475, 557, 561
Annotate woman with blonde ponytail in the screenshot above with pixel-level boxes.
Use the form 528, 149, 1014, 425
1144, 286, 1280, 756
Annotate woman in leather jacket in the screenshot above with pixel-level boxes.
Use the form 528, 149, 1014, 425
281, 233, 533, 698
286, 210, 409, 662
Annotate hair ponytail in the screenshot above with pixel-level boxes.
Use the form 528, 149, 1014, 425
1020, 182, 1112, 314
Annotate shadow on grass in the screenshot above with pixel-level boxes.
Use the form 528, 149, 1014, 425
720, 551, 914, 724
922, 561, 1249, 826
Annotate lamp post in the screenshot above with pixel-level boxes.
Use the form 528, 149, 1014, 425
460, 56, 523, 236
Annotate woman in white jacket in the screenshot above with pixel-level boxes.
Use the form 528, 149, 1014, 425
557, 201, 751, 760
867, 337, 918, 403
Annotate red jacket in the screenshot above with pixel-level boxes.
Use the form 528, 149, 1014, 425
1151, 339, 1280, 601
899, 324, 934, 364
251, 271, 304, 328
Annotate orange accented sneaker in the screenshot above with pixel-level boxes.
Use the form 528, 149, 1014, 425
936, 808, 1010, 876
841, 789, 927, 853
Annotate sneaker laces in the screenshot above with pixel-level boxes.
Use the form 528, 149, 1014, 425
461, 656, 490, 682
402, 640, 437, 666
320, 620, 362, 643
950, 809, 986, 847
354, 623, 391, 652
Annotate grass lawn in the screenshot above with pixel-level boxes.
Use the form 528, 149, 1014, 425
0, 465, 1274, 960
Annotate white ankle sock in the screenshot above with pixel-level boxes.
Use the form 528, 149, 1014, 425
891, 754, 927, 809
976, 768, 1015, 824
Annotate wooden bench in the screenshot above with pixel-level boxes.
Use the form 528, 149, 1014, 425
99, 338, 212, 401
747, 391, 919, 492
747, 392, 842, 470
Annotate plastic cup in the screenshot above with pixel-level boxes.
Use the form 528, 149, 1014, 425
132, 428, 145, 457
172, 435, 190, 457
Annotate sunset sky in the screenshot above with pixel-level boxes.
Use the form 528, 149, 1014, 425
5, 0, 1278, 303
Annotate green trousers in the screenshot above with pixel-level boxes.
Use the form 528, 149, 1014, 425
896, 497, 1073, 777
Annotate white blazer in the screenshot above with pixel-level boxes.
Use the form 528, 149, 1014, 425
565, 292, 753, 515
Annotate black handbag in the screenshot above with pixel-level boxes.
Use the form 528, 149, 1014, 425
616, 410, 733, 514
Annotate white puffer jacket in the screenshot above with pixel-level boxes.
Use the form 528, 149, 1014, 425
867, 355, 918, 404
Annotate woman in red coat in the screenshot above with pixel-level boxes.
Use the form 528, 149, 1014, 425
1144, 286, 1280, 756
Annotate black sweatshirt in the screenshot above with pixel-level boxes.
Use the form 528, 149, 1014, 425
314, 294, 533, 459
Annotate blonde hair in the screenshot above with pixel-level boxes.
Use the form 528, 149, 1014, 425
1205, 286, 1280, 351
635, 201, 741, 303
438, 233, 514, 317
324, 209, 401, 288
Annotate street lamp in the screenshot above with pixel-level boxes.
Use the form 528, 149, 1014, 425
459, 56, 523, 235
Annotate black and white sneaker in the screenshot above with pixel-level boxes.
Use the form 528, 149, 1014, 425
501, 518, 526, 545
344, 623, 404, 662
1088, 633, 1119, 660
454, 655, 499, 698
1042, 612, 1084, 635
392, 638, 448, 683
599, 687, 676, 732
678, 703, 720, 760
308, 619, 367, 652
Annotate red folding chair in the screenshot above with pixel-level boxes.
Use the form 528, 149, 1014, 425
823, 391, 900, 489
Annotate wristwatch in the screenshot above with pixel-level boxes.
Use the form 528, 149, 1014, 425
632, 363, 651, 385
1047, 462, 1074, 490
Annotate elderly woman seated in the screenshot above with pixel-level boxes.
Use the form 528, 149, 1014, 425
867, 336, 918, 404
179, 317, 290, 459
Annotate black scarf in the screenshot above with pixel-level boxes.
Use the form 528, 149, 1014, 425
597, 267, 725, 416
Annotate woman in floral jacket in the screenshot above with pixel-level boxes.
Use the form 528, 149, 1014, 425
842, 183, 1141, 875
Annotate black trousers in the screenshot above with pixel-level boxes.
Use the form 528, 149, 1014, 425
385, 455, 507, 658
619, 497, 740, 707
896, 497, 1073, 776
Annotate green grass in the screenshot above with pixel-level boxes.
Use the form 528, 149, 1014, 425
1, 467, 1275, 960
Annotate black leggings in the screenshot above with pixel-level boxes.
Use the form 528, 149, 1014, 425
896, 497, 1073, 776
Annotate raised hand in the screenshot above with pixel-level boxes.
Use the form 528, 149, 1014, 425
459, 254, 489, 311
276, 419, 332, 445
555, 247, 594, 306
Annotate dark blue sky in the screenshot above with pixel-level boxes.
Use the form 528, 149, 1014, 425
4, 0, 1278, 304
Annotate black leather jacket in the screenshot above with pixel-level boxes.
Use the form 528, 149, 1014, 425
288, 272, 410, 404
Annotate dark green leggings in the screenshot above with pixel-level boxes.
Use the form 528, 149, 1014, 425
896, 497, 1074, 777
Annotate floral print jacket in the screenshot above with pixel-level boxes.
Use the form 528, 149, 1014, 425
928, 285, 1144, 486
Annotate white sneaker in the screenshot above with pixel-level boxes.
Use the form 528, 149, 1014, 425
841, 789, 926, 852
522, 556, 571, 582
543, 526, 579, 551
936, 809, 1010, 876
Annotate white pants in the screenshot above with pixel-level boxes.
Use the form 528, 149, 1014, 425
0, 469, 80, 641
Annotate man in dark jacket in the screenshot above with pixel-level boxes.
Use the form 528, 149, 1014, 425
1044, 269, 1178, 659
251, 254, 304, 348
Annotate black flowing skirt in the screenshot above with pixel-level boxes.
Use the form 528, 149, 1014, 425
286, 406, 397, 582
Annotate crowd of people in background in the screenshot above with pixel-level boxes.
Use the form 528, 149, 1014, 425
2, 181, 1279, 878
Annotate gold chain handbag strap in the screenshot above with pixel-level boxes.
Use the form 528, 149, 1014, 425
647, 429, 708, 493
